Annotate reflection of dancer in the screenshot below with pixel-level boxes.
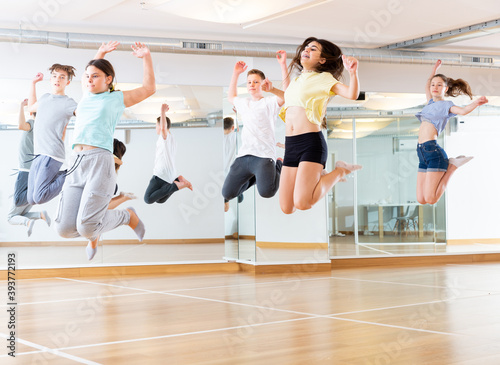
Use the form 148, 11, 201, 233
55, 41, 155, 260
144, 103, 192, 205
223, 116, 243, 212
108, 139, 137, 209
7, 99, 50, 236
222, 59, 286, 203
267, 37, 362, 214
26, 64, 77, 206
416, 60, 488, 205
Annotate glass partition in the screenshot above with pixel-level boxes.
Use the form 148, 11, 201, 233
327, 111, 449, 257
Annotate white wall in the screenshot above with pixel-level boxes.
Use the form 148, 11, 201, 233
445, 115, 500, 240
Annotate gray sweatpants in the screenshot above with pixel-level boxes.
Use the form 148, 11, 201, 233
54, 148, 130, 241
27, 155, 66, 205
7, 201, 41, 226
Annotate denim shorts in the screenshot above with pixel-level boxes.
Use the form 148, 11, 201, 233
283, 131, 328, 168
416, 140, 449, 172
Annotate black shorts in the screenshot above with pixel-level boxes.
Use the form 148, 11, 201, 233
283, 131, 328, 168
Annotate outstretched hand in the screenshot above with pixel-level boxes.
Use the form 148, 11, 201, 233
476, 96, 488, 106
276, 50, 287, 65
131, 42, 151, 58
433, 59, 442, 73
99, 41, 120, 55
234, 61, 248, 75
261, 78, 273, 92
161, 103, 169, 114
33, 72, 43, 83
342, 55, 358, 73
21, 98, 28, 107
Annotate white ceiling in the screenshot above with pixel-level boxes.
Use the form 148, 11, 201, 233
2, 0, 499, 52
1, 0, 500, 126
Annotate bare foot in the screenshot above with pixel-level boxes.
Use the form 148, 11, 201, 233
335, 161, 363, 175
449, 155, 473, 168
177, 175, 193, 191
224, 202, 229, 212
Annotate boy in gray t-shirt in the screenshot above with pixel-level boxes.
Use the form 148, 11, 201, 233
26, 64, 77, 206
8, 99, 51, 236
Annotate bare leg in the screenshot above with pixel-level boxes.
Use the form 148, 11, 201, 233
89, 236, 99, 249
294, 161, 361, 211
279, 166, 297, 214
416, 172, 427, 204
126, 207, 145, 241
423, 167, 457, 204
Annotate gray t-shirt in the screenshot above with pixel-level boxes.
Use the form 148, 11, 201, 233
34, 93, 77, 162
18, 119, 34, 171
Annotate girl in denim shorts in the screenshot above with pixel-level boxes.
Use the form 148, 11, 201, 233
416, 60, 488, 205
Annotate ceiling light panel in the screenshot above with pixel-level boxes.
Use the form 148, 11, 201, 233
155, 0, 328, 24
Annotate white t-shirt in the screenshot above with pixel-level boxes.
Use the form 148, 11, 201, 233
232, 95, 280, 161
153, 133, 177, 183
223, 131, 237, 176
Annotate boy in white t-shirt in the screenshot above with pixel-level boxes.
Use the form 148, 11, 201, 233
144, 103, 192, 204
222, 60, 286, 203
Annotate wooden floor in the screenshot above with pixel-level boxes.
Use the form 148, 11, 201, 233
2, 263, 500, 364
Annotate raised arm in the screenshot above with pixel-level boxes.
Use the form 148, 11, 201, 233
94, 41, 120, 60
450, 96, 488, 116
18, 99, 31, 131
262, 78, 285, 107
157, 103, 169, 139
331, 55, 359, 100
28, 73, 43, 113
276, 50, 290, 90
123, 43, 156, 108
228, 61, 247, 105
426, 60, 442, 102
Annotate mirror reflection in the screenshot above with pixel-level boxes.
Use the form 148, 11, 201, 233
1, 81, 226, 268
327, 95, 500, 257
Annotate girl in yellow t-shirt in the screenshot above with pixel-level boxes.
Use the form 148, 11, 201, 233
264, 37, 362, 214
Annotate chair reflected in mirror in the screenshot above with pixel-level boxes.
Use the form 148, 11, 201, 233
393, 205, 419, 236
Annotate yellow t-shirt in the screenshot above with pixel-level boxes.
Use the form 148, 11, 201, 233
279, 71, 339, 126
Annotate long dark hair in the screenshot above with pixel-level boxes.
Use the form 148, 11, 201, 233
432, 74, 472, 99
86, 59, 117, 92
113, 138, 126, 171
288, 37, 344, 80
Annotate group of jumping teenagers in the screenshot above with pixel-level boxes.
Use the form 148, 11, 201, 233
8, 37, 488, 260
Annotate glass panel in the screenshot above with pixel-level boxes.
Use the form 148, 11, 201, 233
327, 119, 356, 257
238, 186, 256, 262
223, 93, 239, 261
355, 116, 446, 254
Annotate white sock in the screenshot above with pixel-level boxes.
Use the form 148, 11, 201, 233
27, 219, 35, 237
86, 242, 97, 261
449, 155, 473, 168
127, 207, 145, 242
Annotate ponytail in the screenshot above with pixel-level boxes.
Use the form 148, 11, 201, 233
433, 74, 473, 99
